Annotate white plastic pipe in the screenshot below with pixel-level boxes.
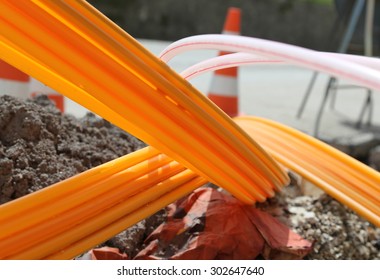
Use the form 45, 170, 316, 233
180, 51, 380, 81
180, 52, 282, 80
160, 34, 380, 91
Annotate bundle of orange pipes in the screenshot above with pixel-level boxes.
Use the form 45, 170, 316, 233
235, 117, 380, 228
0, 147, 207, 259
0, 0, 379, 260
0, 0, 287, 259
1, 116, 379, 259
0, 0, 288, 204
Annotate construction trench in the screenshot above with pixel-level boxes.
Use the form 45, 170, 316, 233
0, 95, 379, 259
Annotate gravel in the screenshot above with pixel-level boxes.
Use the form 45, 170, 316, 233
257, 183, 380, 260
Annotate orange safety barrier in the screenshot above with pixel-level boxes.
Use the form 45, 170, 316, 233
0, 60, 64, 111
207, 7, 241, 117
0, 59, 29, 100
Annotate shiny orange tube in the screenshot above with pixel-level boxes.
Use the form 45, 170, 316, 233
235, 116, 380, 227
0, 0, 288, 204
1, 116, 380, 259
0, 147, 204, 259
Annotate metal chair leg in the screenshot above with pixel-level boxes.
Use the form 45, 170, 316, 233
367, 91, 374, 127
313, 78, 335, 137
297, 71, 318, 119
356, 89, 373, 128
329, 77, 338, 110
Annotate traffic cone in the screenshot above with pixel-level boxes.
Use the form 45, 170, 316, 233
29, 78, 65, 112
0, 60, 65, 112
207, 7, 241, 117
0, 60, 30, 100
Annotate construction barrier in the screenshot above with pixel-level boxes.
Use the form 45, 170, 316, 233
0, 59, 65, 112
207, 7, 241, 117
0, 60, 29, 99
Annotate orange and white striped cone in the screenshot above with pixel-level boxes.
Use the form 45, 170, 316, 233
207, 7, 241, 117
0, 60, 30, 100
29, 78, 65, 112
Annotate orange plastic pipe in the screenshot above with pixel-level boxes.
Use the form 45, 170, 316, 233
0, 147, 205, 259
235, 116, 380, 227
0, 0, 288, 204
1, 116, 379, 259
0, 0, 377, 261
1, 163, 186, 259
44, 176, 207, 260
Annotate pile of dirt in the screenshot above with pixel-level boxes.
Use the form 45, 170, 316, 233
1, 95, 379, 259
0, 95, 146, 204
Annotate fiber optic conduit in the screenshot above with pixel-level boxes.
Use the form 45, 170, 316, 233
0, 0, 379, 260
0, 147, 207, 259
0, 0, 286, 259
1, 115, 379, 259
0, 0, 288, 205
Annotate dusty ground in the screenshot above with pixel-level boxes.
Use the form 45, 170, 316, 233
0, 95, 379, 259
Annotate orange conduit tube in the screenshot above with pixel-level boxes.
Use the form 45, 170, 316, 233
0, 117, 379, 259
0, 147, 207, 260
234, 116, 380, 228
0, 0, 376, 260
0, 0, 288, 204
0, 147, 159, 235
0, 153, 175, 244
44, 175, 206, 260
64, 0, 287, 191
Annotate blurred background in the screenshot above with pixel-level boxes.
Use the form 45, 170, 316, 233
88, 0, 380, 54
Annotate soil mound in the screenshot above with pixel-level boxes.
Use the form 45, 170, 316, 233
0, 95, 145, 204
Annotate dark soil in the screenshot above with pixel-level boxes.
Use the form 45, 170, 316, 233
0, 95, 146, 204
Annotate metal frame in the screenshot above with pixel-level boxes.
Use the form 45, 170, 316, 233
297, 0, 374, 137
